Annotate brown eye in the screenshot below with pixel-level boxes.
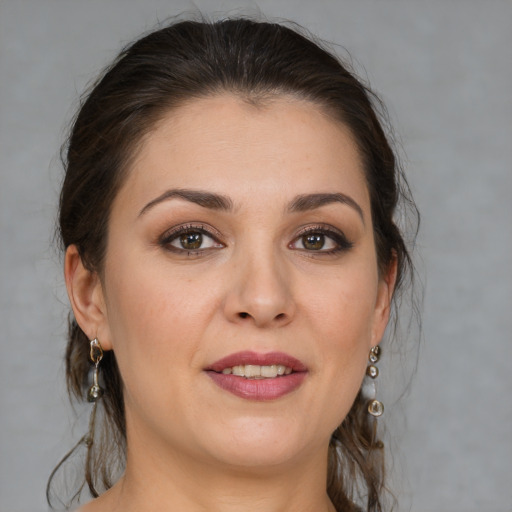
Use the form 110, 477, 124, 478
289, 227, 353, 254
302, 233, 325, 250
179, 232, 202, 250
165, 228, 221, 252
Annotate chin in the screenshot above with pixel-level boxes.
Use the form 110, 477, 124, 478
201, 417, 318, 469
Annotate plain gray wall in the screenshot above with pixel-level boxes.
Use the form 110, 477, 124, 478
1, 1, 511, 511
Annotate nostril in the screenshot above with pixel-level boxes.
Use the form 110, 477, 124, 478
276, 313, 286, 320
239, 312, 249, 319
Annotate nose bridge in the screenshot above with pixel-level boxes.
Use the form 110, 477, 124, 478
224, 238, 295, 327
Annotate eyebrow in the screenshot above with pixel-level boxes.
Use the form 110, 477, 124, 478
138, 188, 364, 223
288, 193, 364, 223
138, 188, 234, 217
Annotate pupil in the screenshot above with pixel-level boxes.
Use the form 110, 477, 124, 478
180, 232, 202, 250
303, 234, 324, 250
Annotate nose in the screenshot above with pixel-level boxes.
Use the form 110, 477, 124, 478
223, 248, 296, 328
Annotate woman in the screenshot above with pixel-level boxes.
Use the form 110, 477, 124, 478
49, 17, 417, 512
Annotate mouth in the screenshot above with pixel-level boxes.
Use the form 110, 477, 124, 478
219, 364, 293, 378
204, 351, 308, 401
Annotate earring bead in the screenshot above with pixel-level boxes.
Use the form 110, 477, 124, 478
368, 399, 384, 417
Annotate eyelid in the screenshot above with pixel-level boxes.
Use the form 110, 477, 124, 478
289, 224, 353, 253
159, 223, 225, 252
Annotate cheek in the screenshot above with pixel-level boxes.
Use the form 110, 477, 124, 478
301, 260, 379, 418
101, 270, 212, 448
306, 261, 379, 349
105, 251, 212, 343
101, 249, 233, 407
102, 256, 210, 395
317, 288, 374, 384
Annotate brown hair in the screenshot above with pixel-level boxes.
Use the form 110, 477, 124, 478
50, 17, 418, 512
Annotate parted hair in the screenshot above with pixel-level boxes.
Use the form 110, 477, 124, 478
50, 16, 418, 512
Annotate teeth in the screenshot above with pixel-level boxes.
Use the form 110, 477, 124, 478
232, 366, 244, 376
220, 364, 293, 378
261, 365, 278, 378
244, 365, 260, 378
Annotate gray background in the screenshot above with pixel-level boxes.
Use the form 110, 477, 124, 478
1, 1, 511, 511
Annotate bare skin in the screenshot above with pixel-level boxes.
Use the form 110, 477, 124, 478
67, 94, 396, 512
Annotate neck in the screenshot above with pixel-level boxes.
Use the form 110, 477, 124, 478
99, 424, 335, 512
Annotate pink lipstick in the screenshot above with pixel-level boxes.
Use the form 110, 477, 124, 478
205, 351, 307, 401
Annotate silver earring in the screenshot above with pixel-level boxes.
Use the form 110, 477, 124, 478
365, 346, 384, 417
87, 338, 104, 403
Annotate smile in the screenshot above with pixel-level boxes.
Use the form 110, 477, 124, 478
221, 364, 293, 378
205, 351, 307, 401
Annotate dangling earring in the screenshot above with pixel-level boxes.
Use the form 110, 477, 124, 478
87, 338, 104, 403
365, 345, 384, 417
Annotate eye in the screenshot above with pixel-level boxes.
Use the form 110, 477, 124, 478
296, 233, 335, 251
289, 226, 353, 254
160, 225, 224, 254
171, 231, 214, 251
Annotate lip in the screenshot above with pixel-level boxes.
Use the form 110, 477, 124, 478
206, 351, 308, 373
205, 351, 308, 401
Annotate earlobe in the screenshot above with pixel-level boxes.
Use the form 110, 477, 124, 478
64, 245, 112, 350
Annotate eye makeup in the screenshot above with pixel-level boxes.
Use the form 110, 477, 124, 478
159, 223, 225, 256
289, 224, 354, 256
157, 219, 354, 260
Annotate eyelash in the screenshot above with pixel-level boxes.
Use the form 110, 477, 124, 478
159, 223, 353, 256
289, 225, 354, 256
159, 224, 224, 256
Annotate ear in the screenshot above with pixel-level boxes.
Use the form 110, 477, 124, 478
64, 245, 113, 350
371, 254, 398, 347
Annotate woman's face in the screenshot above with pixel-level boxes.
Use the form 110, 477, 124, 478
89, 95, 394, 470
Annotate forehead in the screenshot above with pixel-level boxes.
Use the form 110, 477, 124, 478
121, 94, 370, 212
